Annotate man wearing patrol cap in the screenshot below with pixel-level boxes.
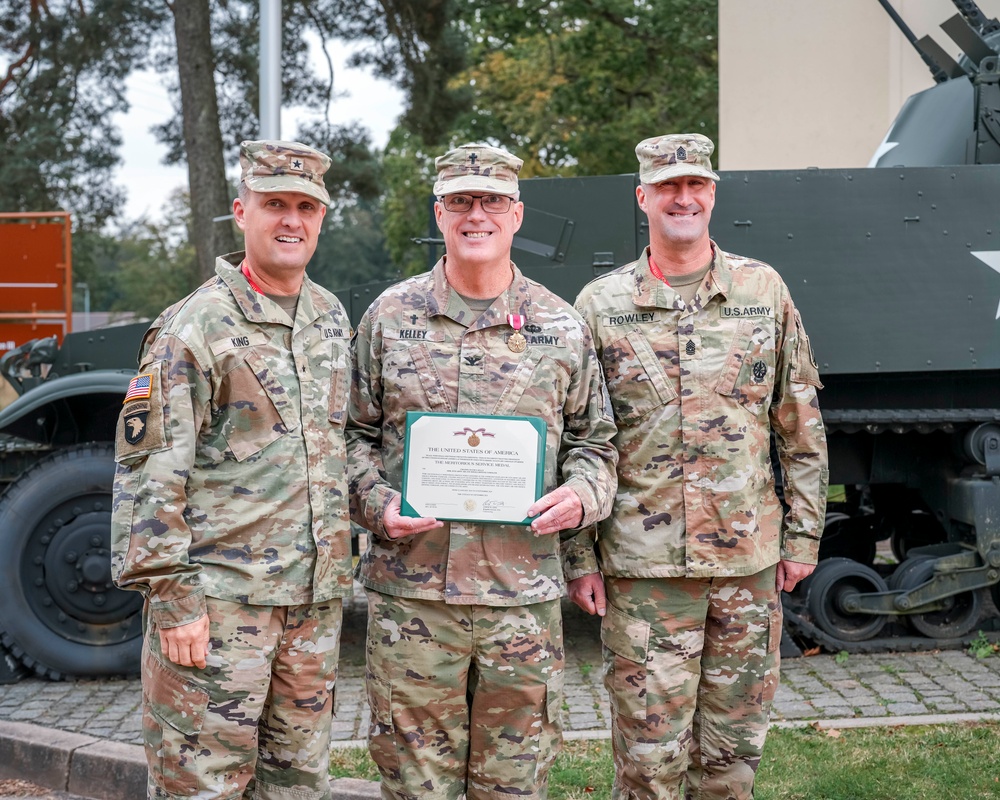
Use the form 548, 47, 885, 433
569, 133, 828, 799
112, 140, 353, 799
347, 142, 617, 799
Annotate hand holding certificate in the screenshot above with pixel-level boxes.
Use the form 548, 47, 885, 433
401, 412, 546, 525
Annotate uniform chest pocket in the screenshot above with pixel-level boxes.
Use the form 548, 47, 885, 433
382, 334, 450, 411
217, 351, 291, 461
600, 330, 676, 425
714, 318, 777, 415
491, 350, 566, 417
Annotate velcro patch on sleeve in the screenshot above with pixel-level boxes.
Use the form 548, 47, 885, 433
116, 361, 169, 462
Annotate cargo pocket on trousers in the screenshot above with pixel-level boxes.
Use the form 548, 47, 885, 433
366, 671, 401, 774
763, 598, 784, 714
142, 644, 209, 796
602, 605, 651, 722
544, 669, 565, 726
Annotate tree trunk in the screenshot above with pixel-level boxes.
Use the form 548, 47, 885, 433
171, 0, 237, 281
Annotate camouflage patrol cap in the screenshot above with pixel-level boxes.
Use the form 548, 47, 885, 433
239, 140, 332, 205
433, 143, 522, 197
636, 133, 720, 184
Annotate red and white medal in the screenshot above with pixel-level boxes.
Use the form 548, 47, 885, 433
506, 313, 527, 353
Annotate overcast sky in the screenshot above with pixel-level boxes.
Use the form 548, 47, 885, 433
112, 40, 405, 222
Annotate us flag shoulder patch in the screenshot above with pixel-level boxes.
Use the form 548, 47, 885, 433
124, 374, 152, 403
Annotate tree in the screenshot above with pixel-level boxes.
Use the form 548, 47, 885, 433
73, 190, 201, 320
148, 0, 412, 280
452, 0, 719, 176
0, 0, 164, 228
376, 0, 718, 275
169, 0, 237, 280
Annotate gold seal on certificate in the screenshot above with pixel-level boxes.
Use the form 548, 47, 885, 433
401, 412, 547, 525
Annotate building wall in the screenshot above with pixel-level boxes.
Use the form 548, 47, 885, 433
718, 0, 1000, 169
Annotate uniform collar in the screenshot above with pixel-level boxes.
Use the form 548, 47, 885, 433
216, 252, 336, 332
632, 242, 731, 311
428, 257, 534, 331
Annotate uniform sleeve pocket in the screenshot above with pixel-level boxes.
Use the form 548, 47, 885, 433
116, 361, 170, 464
328, 367, 349, 426
143, 647, 208, 735
790, 310, 823, 389
601, 331, 675, 425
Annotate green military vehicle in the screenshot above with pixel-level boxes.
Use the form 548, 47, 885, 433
0, 323, 147, 679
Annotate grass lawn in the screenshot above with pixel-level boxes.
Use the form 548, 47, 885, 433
332, 722, 1000, 799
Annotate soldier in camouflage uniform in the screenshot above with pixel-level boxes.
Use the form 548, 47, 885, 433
112, 140, 354, 799
347, 143, 618, 799
568, 134, 828, 800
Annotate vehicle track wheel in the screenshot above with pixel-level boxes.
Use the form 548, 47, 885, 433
0, 444, 142, 679
901, 560, 984, 640
886, 555, 935, 591
807, 557, 889, 642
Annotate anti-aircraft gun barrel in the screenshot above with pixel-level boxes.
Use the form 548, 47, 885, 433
877, 0, 951, 83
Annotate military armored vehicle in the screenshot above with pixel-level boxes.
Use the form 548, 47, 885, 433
339, 0, 1000, 653
0, 323, 147, 679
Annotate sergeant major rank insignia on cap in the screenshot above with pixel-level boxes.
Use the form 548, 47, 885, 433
635, 133, 721, 184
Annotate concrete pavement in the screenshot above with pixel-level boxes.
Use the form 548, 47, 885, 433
2, 592, 1000, 798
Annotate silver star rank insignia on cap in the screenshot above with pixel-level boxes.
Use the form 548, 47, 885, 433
292, 159, 302, 169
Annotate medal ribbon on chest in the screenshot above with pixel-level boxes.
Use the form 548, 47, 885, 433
506, 313, 527, 353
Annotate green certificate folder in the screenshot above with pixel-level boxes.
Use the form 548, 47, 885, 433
401, 411, 547, 525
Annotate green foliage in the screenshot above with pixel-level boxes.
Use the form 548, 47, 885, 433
382, 127, 441, 278
74, 190, 201, 317
375, 0, 719, 272
968, 630, 999, 659
835, 650, 850, 665
308, 198, 399, 296
450, 0, 718, 177
0, 0, 164, 228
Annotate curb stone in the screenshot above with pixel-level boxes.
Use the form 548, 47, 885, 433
0, 720, 380, 800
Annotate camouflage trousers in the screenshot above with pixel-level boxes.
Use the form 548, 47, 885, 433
602, 568, 781, 800
142, 596, 343, 799
364, 591, 564, 800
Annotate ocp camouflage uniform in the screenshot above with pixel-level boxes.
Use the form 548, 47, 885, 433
348, 258, 618, 799
572, 244, 828, 799
112, 253, 353, 799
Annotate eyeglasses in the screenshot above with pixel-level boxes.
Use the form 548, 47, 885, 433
440, 194, 514, 214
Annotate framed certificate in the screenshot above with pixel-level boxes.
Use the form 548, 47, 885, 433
401, 411, 547, 525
